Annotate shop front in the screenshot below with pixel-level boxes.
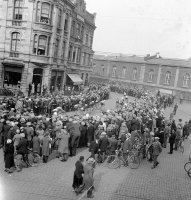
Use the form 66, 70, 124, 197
50, 70, 64, 92
3, 63, 23, 92
65, 73, 83, 95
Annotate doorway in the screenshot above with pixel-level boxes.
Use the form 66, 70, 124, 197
32, 68, 43, 94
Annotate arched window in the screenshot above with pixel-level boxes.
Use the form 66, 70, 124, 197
11, 32, 20, 52
183, 73, 190, 87
36, 2, 51, 24
14, 0, 23, 20
148, 70, 154, 82
122, 67, 126, 78
165, 71, 171, 85
112, 66, 117, 77
132, 68, 137, 80
33, 35, 49, 55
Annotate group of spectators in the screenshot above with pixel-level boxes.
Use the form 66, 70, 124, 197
0, 82, 190, 198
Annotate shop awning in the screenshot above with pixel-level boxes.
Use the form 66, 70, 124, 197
67, 74, 83, 85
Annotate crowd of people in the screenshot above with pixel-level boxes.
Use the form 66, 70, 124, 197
0, 82, 190, 198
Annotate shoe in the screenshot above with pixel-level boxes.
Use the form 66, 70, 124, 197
156, 162, 159, 166
151, 166, 156, 169
168, 152, 172, 154
87, 195, 94, 198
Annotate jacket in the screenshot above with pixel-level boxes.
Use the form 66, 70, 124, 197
152, 141, 162, 156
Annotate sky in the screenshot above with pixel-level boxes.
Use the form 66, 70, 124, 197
85, 0, 191, 59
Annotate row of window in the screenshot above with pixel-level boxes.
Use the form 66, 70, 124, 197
93, 65, 191, 87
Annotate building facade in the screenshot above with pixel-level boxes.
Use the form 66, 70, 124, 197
0, 0, 95, 95
91, 53, 191, 100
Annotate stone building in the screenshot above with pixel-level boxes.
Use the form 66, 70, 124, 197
91, 53, 191, 100
0, 0, 96, 95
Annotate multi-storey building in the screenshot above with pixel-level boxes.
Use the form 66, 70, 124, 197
91, 53, 191, 101
0, 0, 96, 95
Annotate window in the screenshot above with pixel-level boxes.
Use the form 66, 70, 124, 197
165, 71, 171, 85
85, 33, 89, 45
54, 39, 59, 58
92, 63, 96, 73
148, 70, 154, 82
71, 20, 75, 37
11, 32, 20, 52
81, 26, 84, 40
183, 73, 190, 87
33, 35, 49, 55
68, 45, 72, 61
14, 0, 23, 20
132, 68, 137, 80
122, 67, 126, 78
101, 65, 105, 76
81, 73, 84, 80
57, 9, 62, 28
72, 47, 76, 62
36, 2, 51, 24
81, 53, 85, 65
62, 41, 66, 59
77, 48, 81, 63
112, 66, 117, 77
76, 23, 80, 38
90, 34, 93, 48
64, 13, 68, 32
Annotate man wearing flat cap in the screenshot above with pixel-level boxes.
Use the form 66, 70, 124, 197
151, 137, 162, 169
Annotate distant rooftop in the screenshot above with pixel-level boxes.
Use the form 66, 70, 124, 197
94, 51, 191, 68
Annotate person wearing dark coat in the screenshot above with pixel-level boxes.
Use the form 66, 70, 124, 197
4, 139, 15, 173
79, 122, 87, 148
16, 133, 29, 166
98, 132, 109, 162
87, 122, 95, 146
171, 120, 177, 133
168, 130, 176, 154
89, 138, 99, 159
72, 156, 84, 192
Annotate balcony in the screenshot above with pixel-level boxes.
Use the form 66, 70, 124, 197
9, 52, 19, 58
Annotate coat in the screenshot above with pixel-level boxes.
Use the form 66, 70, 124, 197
32, 136, 41, 154
122, 139, 132, 153
99, 136, 109, 152
74, 160, 84, 179
4, 143, 14, 169
89, 140, 99, 154
108, 137, 118, 153
17, 138, 28, 154
41, 136, 51, 156
83, 163, 94, 190
169, 133, 176, 144
152, 141, 162, 156
57, 130, 70, 154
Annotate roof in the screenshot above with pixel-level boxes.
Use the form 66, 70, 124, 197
93, 52, 191, 68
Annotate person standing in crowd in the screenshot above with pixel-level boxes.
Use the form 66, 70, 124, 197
72, 156, 84, 193
57, 125, 70, 162
98, 132, 109, 162
83, 157, 96, 198
4, 139, 14, 173
16, 133, 30, 167
174, 125, 182, 151
173, 103, 178, 115
89, 136, 99, 161
41, 131, 52, 163
168, 130, 176, 154
183, 121, 189, 139
163, 124, 171, 148
151, 137, 162, 169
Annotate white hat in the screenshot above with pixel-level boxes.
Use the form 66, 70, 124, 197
20, 133, 25, 138
7, 139, 12, 144
87, 157, 95, 165
155, 137, 159, 140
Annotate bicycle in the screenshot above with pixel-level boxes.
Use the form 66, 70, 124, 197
106, 148, 141, 169
184, 154, 191, 177
177, 138, 184, 153
106, 149, 128, 169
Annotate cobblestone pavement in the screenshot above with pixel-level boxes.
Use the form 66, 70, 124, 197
1, 93, 191, 200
